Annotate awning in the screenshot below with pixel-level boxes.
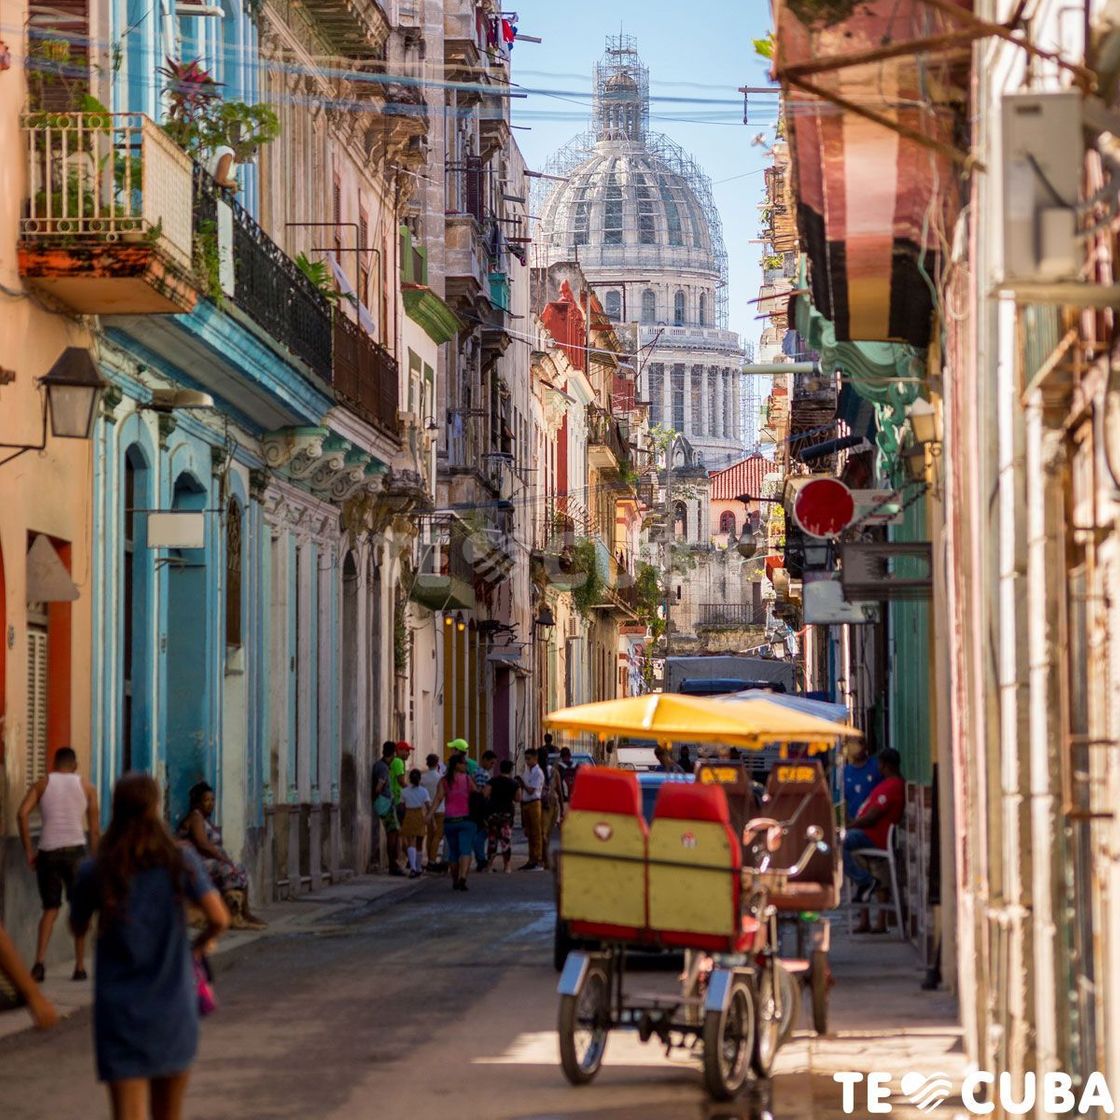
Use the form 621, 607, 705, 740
26, 534, 78, 602
774, 0, 970, 347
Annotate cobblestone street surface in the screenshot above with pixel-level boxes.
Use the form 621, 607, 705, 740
0, 871, 964, 1119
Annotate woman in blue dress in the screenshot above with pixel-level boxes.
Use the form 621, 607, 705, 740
70, 773, 229, 1120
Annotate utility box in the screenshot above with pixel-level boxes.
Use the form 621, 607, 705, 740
1001, 91, 1083, 283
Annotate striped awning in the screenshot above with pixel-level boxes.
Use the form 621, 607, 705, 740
774, 0, 971, 347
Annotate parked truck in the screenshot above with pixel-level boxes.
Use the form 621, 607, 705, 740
663, 655, 796, 697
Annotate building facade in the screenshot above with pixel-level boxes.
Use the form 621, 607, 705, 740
0, 0, 462, 960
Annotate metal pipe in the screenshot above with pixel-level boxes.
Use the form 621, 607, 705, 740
742, 362, 816, 374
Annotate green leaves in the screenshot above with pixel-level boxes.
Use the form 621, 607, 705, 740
159, 56, 280, 160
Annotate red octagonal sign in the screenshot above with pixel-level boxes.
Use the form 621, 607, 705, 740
792, 478, 856, 539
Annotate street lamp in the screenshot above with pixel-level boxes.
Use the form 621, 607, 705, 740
907, 397, 942, 447
902, 442, 929, 481
532, 605, 555, 642
43, 348, 106, 438
0, 347, 107, 465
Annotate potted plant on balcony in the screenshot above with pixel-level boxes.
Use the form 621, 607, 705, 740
158, 56, 279, 178
569, 538, 604, 617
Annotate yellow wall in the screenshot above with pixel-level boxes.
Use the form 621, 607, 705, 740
0, 44, 95, 828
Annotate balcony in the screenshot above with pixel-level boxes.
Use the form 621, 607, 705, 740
410, 525, 476, 611
304, 0, 390, 59
193, 167, 333, 384
586, 404, 629, 470
444, 213, 494, 308
19, 113, 197, 314
697, 603, 766, 629
590, 539, 639, 616
790, 368, 838, 432
333, 313, 399, 437
637, 324, 740, 352
479, 93, 509, 157
444, 8, 487, 90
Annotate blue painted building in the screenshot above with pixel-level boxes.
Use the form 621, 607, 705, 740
14, 0, 433, 899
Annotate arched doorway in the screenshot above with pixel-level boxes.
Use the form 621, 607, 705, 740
165, 472, 210, 824
340, 551, 360, 869
122, 445, 153, 774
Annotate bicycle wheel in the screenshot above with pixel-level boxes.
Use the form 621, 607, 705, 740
702, 979, 755, 1100
752, 962, 782, 1077
777, 961, 799, 1046
558, 964, 611, 1084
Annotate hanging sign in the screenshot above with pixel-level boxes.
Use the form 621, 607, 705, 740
803, 573, 880, 624
850, 489, 905, 527
147, 512, 205, 550
792, 478, 855, 539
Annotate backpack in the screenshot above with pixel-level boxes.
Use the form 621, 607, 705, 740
556, 762, 580, 805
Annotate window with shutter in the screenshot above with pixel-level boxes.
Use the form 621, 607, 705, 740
26, 618, 49, 784
27, 0, 90, 111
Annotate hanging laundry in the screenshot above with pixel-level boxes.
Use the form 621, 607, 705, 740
486, 15, 500, 48
501, 18, 516, 51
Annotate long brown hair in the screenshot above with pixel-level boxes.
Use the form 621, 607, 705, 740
97, 773, 185, 927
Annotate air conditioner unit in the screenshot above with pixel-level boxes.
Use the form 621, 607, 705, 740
1001, 91, 1083, 284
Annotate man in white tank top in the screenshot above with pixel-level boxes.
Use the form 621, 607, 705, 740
17, 747, 99, 982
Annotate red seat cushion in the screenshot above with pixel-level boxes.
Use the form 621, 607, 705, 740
653, 781, 732, 825
569, 768, 642, 817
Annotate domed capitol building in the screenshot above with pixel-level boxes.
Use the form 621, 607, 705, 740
538, 36, 747, 468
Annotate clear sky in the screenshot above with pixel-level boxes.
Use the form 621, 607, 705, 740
509, 1, 777, 350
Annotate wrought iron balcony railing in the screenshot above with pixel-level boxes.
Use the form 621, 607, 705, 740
586, 404, 629, 465
698, 602, 767, 628
193, 165, 332, 384
333, 312, 399, 436
22, 112, 194, 269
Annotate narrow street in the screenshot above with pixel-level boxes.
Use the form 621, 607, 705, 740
0, 874, 964, 1120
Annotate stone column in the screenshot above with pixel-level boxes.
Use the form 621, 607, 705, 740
700, 365, 710, 438
662, 361, 672, 431
731, 370, 741, 442
683, 362, 693, 438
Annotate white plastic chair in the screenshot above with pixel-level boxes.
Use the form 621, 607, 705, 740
846, 823, 904, 940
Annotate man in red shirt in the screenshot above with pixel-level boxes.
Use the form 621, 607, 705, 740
844, 748, 904, 933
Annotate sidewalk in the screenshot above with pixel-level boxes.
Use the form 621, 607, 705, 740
771, 922, 968, 1119
0, 870, 423, 1042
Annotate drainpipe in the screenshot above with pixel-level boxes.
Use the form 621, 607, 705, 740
1024, 389, 1067, 1089
995, 293, 1035, 1092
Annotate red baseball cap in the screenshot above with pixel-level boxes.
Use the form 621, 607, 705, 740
395, 740, 412, 754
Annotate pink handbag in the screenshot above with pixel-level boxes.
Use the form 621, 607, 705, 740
194, 957, 217, 1016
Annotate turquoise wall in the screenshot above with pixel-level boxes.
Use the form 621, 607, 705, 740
887, 497, 932, 785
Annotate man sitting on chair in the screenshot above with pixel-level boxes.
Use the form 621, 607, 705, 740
844, 748, 905, 934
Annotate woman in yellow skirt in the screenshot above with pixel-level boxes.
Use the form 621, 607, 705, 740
399, 769, 432, 879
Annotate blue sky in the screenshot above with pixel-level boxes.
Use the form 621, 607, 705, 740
510, 1, 777, 348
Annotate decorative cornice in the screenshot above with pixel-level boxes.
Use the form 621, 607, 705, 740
99, 383, 124, 421
261, 426, 328, 473
249, 467, 271, 501
402, 284, 463, 345
157, 413, 177, 449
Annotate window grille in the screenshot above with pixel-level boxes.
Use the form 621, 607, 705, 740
26, 617, 48, 784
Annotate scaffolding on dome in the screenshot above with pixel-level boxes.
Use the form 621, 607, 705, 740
532, 37, 732, 331
594, 34, 649, 142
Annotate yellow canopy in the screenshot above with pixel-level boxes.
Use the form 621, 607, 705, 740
544, 692, 860, 749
